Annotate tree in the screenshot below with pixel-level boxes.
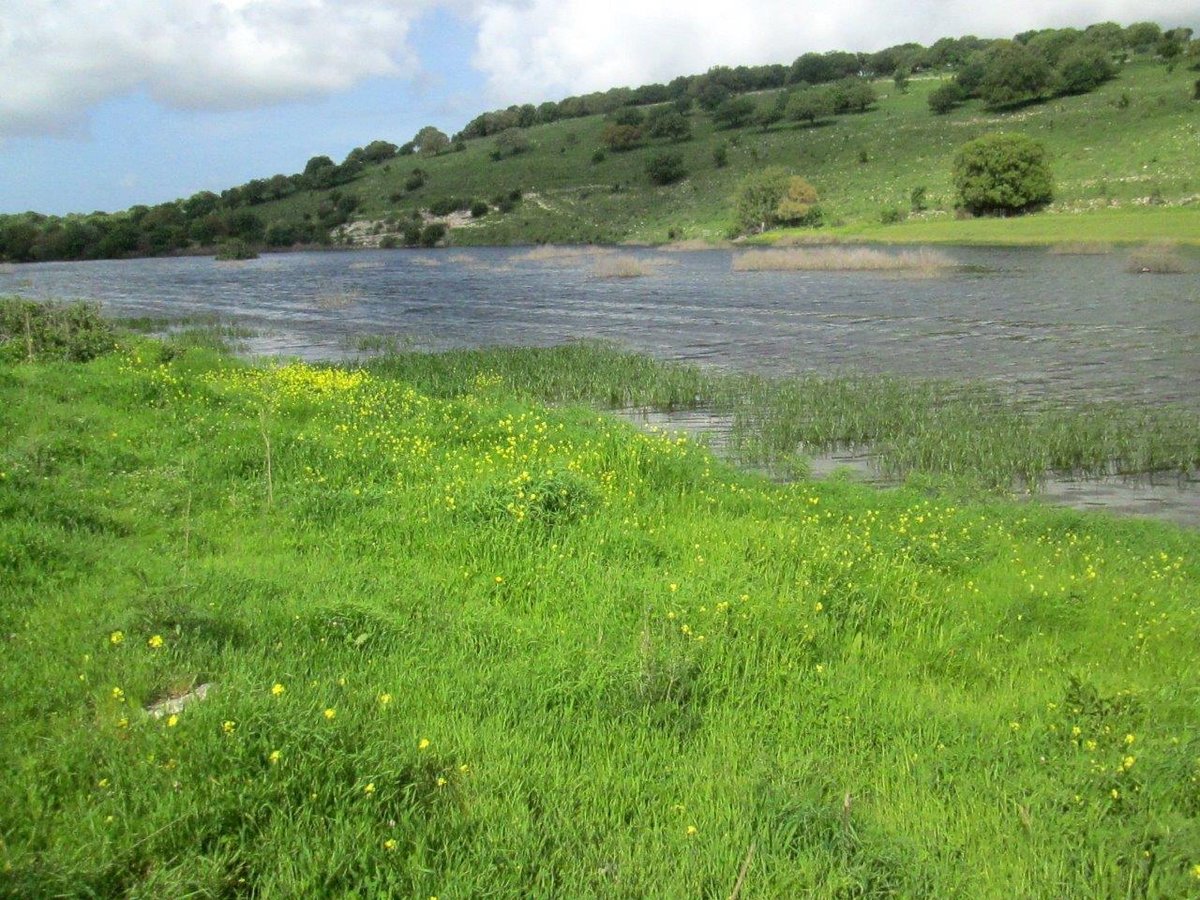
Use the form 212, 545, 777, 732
1123, 22, 1163, 53
928, 82, 965, 114
412, 126, 449, 155
646, 152, 687, 185
893, 68, 911, 93
733, 167, 791, 233
952, 132, 1053, 216
1057, 43, 1116, 94
978, 41, 1056, 107
788, 88, 835, 125
712, 97, 757, 130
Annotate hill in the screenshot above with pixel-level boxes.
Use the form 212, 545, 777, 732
282, 61, 1200, 247
3, 32, 1200, 259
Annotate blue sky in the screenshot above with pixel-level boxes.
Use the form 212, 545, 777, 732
1, 1, 1196, 216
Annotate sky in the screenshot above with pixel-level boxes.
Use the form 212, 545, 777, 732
1, 1, 1197, 215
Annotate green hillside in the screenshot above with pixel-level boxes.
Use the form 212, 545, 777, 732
256, 60, 1200, 247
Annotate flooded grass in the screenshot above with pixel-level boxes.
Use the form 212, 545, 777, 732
592, 255, 660, 279
732, 246, 954, 274
1048, 241, 1114, 255
1125, 241, 1189, 274
365, 342, 1200, 495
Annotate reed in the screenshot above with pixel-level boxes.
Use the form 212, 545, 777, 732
732, 246, 953, 274
1125, 241, 1189, 274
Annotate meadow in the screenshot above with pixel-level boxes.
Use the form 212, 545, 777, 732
251, 60, 1200, 247
1, 311, 1198, 896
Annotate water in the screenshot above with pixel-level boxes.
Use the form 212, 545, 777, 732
3, 245, 1197, 408
4, 246, 1198, 525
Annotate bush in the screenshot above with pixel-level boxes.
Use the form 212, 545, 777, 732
591, 148, 607, 164
419, 223, 447, 247
788, 88, 835, 125
1057, 43, 1116, 94
491, 129, 532, 160
470, 201, 490, 218
712, 143, 729, 168
646, 109, 692, 142
646, 152, 687, 185
0, 299, 116, 362
600, 123, 642, 152
928, 82, 965, 114
952, 132, 1054, 215
405, 170, 427, 192
712, 97, 757, 130
880, 207, 906, 225
775, 177, 820, 225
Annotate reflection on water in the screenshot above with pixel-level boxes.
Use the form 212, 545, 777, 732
3, 246, 1198, 525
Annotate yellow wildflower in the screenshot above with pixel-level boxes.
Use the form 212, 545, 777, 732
147, 634, 164, 649
166, 714, 179, 728
268, 750, 281, 765
364, 783, 376, 795
324, 708, 336, 721
378, 692, 392, 706
383, 839, 398, 851
686, 825, 698, 837
418, 738, 431, 751
97, 778, 109, 789
109, 631, 124, 645
271, 683, 285, 697
222, 720, 236, 735
111, 687, 125, 702
1124, 733, 1136, 746
436, 777, 447, 787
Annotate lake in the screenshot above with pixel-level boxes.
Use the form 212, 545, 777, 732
4, 245, 1198, 525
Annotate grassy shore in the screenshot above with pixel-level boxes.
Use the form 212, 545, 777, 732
2, 318, 1199, 895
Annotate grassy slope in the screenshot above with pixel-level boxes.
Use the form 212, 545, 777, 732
2, 342, 1198, 896
255, 61, 1200, 246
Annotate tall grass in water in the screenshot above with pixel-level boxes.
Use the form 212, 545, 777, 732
2, 338, 1198, 896
1125, 241, 1189, 274
365, 342, 1200, 491
592, 254, 664, 279
1048, 241, 1113, 255
732, 246, 953, 274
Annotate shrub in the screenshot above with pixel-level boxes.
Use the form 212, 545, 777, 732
1057, 43, 1116, 94
419, 223, 447, 247
591, 148, 607, 164
600, 123, 642, 152
0, 299, 116, 362
491, 129, 531, 160
775, 177, 820, 225
712, 143, 729, 168
378, 235, 399, 249
788, 88, 835, 125
610, 107, 645, 127
646, 109, 692, 142
470, 201, 490, 219
880, 207, 906, 225
910, 186, 928, 212
952, 132, 1054, 215
712, 97, 757, 130
646, 152, 687, 185
405, 170, 427, 192
928, 82, 965, 114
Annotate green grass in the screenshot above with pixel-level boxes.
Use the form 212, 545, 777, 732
251, 61, 1200, 246
2, 335, 1199, 896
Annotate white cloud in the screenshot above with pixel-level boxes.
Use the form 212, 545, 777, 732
0, 0, 432, 137
469, 0, 1200, 106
